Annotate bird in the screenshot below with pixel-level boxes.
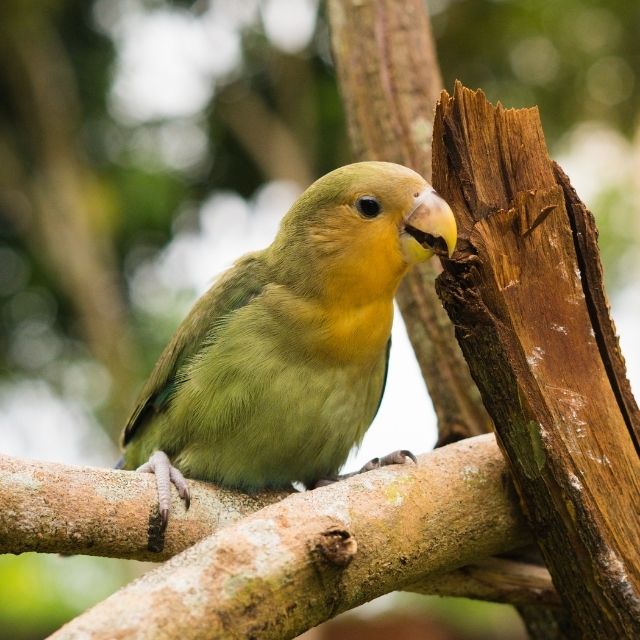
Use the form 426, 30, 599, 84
118, 161, 457, 529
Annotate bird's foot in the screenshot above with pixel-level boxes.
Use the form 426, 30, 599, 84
311, 449, 417, 488
137, 451, 191, 531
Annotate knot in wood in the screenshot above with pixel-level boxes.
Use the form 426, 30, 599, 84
315, 526, 357, 568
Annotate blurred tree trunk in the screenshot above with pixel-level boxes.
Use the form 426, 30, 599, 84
216, 80, 315, 188
327, 0, 491, 446
0, 6, 139, 435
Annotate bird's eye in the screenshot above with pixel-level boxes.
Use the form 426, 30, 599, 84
356, 196, 382, 218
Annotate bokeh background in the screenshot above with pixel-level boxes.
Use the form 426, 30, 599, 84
1, 0, 639, 638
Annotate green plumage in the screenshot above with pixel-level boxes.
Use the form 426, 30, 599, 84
122, 251, 389, 490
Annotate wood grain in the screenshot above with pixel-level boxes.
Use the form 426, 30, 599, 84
434, 82, 640, 638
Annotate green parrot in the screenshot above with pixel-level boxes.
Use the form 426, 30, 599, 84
119, 161, 457, 528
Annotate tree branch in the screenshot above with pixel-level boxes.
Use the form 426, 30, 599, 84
0, 453, 288, 562
1, 436, 525, 564
35, 435, 533, 638
2, 439, 557, 608
408, 557, 559, 607
327, 0, 492, 445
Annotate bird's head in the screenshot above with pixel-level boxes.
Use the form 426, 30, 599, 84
269, 162, 457, 302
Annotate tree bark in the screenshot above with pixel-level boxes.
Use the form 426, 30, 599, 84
45, 435, 533, 639
2, 441, 559, 608
0, 453, 288, 561
433, 82, 640, 638
327, 0, 491, 445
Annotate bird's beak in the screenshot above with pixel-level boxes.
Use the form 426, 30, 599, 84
400, 188, 457, 264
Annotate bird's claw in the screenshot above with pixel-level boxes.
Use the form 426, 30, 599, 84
137, 451, 190, 533
311, 477, 336, 488
310, 449, 417, 489
169, 464, 191, 509
377, 449, 418, 467
358, 449, 417, 472
359, 457, 380, 472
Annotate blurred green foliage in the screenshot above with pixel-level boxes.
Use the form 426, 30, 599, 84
0, 554, 138, 640
0, 0, 638, 637
435, 0, 640, 139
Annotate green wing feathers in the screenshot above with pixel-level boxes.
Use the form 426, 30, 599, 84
121, 253, 267, 448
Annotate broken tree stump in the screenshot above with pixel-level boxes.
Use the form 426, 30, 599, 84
433, 82, 640, 638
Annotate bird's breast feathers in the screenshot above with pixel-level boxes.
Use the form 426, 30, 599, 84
160, 288, 391, 487
260, 284, 394, 364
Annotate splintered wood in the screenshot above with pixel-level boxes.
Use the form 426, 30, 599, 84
433, 82, 640, 638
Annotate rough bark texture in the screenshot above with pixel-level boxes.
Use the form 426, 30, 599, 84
48, 435, 531, 639
1, 444, 557, 607
327, 0, 491, 445
0, 454, 288, 561
433, 82, 640, 638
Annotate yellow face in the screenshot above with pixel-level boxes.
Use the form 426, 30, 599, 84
272, 161, 457, 303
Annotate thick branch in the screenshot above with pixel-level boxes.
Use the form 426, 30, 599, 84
0, 454, 288, 562
1, 442, 556, 607
327, 0, 492, 444
46, 435, 532, 639
433, 83, 640, 638
1, 436, 523, 563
